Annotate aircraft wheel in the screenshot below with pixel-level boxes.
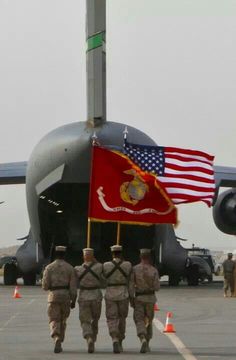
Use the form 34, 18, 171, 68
208, 274, 213, 283
187, 264, 199, 286
23, 273, 36, 286
3, 263, 17, 285
168, 274, 180, 286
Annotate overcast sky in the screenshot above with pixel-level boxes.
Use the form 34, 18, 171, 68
0, 0, 236, 250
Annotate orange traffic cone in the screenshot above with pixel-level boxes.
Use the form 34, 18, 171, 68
154, 302, 160, 311
12, 286, 21, 299
163, 312, 176, 333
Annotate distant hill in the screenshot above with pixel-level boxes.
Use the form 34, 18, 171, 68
0, 245, 19, 257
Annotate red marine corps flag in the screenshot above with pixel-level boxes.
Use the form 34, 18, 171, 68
88, 145, 177, 225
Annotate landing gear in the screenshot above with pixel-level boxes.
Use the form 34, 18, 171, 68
168, 273, 180, 286
207, 274, 213, 283
23, 273, 36, 286
186, 264, 199, 286
3, 263, 17, 285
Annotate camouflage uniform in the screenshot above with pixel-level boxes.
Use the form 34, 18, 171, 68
103, 252, 134, 348
133, 262, 160, 343
233, 260, 236, 297
42, 258, 77, 346
75, 260, 103, 342
223, 257, 235, 296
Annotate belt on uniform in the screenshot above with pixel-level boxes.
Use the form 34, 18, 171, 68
135, 290, 155, 296
80, 286, 100, 290
107, 283, 127, 287
50, 286, 69, 290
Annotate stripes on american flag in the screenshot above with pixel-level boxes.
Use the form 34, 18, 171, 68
124, 141, 215, 207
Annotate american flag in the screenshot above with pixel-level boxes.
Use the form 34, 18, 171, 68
124, 140, 215, 207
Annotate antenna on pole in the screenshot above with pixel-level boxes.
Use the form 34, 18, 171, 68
86, 0, 106, 127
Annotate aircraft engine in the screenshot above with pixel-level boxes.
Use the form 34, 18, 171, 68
213, 188, 236, 235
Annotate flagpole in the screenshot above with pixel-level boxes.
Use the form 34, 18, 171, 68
116, 222, 121, 245
87, 218, 91, 248
87, 134, 98, 249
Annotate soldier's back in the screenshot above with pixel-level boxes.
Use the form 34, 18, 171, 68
103, 259, 132, 301
223, 259, 235, 273
134, 263, 157, 282
43, 259, 76, 303
75, 261, 103, 301
103, 260, 131, 276
133, 263, 159, 303
75, 261, 103, 281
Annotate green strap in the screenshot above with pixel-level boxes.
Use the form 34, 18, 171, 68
87, 31, 105, 52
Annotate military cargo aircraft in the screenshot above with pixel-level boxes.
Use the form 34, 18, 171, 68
1, 0, 236, 286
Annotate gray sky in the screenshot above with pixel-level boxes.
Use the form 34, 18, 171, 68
0, 0, 236, 250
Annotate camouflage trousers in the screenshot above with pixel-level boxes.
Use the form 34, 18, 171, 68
224, 273, 234, 295
133, 299, 154, 341
79, 300, 102, 341
105, 298, 129, 341
47, 302, 70, 342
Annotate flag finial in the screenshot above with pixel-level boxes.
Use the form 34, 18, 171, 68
123, 126, 128, 140
92, 132, 99, 145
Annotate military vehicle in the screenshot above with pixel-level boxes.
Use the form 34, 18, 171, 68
0, 0, 236, 286
185, 246, 216, 285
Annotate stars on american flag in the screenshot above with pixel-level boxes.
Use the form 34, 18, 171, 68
124, 142, 165, 175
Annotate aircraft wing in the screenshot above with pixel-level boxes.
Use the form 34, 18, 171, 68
0, 162, 27, 185
0, 161, 235, 188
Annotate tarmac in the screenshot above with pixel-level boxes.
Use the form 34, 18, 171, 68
0, 279, 236, 360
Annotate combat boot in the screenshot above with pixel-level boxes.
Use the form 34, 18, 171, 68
112, 337, 120, 354
139, 335, 148, 353
54, 338, 62, 353
86, 336, 95, 353
119, 340, 123, 352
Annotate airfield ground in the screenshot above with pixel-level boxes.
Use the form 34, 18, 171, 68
0, 279, 236, 360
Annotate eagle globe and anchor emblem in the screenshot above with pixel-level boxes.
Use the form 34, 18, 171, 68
96, 167, 174, 216
120, 169, 149, 205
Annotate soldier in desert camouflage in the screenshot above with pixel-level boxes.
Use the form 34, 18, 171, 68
133, 248, 160, 353
103, 245, 134, 353
223, 252, 235, 297
42, 246, 77, 353
75, 248, 104, 353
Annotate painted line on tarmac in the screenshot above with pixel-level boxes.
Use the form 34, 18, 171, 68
153, 318, 197, 360
0, 313, 20, 332
0, 299, 35, 331
27, 299, 35, 305
199, 357, 220, 358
